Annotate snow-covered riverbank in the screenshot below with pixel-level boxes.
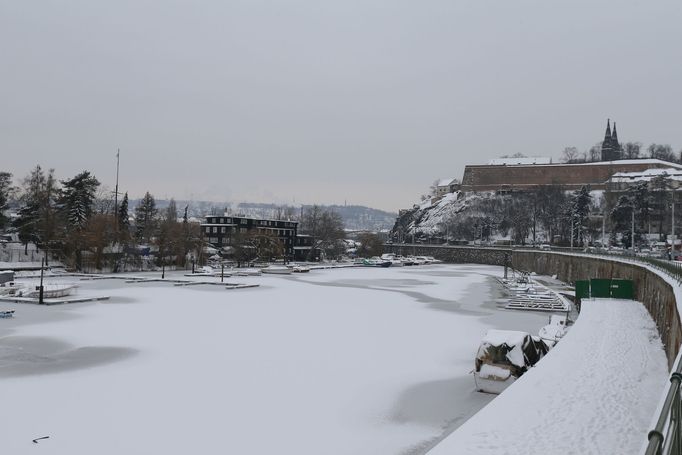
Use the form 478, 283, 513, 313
0, 265, 552, 454
429, 298, 668, 455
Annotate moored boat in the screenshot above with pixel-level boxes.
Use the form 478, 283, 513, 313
261, 265, 293, 275
473, 329, 549, 394
19, 283, 77, 299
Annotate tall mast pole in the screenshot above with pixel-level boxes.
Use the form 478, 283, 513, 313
114, 149, 120, 215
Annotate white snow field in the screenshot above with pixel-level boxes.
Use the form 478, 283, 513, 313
430, 298, 669, 455
0, 264, 553, 455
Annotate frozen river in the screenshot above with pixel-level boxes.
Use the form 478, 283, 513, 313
0, 264, 553, 454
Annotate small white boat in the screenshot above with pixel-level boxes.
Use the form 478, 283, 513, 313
261, 266, 293, 275
0, 310, 15, 318
233, 269, 262, 277
291, 265, 311, 273
19, 283, 77, 298
539, 315, 570, 346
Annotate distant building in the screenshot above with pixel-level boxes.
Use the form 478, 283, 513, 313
201, 215, 298, 257
606, 167, 682, 191
435, 178, 460, 197
601, 119, 622, 161
293, 234, 321, 261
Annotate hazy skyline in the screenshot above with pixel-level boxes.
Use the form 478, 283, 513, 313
2, 0, 681, 211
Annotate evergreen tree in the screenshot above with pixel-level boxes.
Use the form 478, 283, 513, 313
565, 185, 592, 246
57, 171, 100, 269
58, 171, 100, 229
649, 173, 672, 240
118, 192, 130, 231
135, 192, 158, 243
0, 172, 13, 230
611, 181, 651, 249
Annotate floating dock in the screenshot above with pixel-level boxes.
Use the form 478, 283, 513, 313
0, 295, 111, 305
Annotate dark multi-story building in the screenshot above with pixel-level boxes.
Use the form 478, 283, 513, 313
201, 215, 298, 257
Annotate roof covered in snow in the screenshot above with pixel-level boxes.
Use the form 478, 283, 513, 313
608, 167, 682, 185
436, 178, 458, 187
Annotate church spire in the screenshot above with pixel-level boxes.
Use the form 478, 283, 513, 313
611, 121, 619, 147
601, 118, 615, 161
604, 118, 612, 141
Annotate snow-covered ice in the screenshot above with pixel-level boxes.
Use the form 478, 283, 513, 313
0, 264, 552, 455
430, 298, 669, 455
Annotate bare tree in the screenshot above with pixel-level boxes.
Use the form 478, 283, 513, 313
622, 142, 642, 160
561, 147, 579, 163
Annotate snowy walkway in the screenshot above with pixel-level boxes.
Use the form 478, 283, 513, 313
429, 299, 669, 455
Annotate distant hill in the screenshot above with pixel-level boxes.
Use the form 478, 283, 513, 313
129, 199, 396, 232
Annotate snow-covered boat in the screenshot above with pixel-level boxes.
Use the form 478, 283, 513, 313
291, 265, 311, 273
402, 257, 418, 266
538, 314, 570, 346
0, 310, 15, 318
261, 266, 293, 275
473, 329, 549, 394
19, 283, 77, 298
233, 269, 262, 277
362, 257, 391, 267
0, 282, 26, 296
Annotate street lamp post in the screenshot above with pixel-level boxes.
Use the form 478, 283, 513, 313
570, 217, 574, 250
631, 205, 636, 255
672, 181, 679, 259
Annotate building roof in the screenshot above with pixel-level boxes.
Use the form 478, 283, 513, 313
436, 178, 457, 187
205, 214, 298, 224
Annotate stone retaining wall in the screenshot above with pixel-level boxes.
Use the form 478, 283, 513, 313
384, 244, 682, 367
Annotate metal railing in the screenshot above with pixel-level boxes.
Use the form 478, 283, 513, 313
645, 353, 682, 455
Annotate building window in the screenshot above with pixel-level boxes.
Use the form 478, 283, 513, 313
241, 219, 247, 225
240, 227, 247, 233
212, 227, 217, 233
205, 226, 210, 233
221, 227, 226, 233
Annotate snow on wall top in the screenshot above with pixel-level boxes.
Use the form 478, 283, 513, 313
488, 157, 552, 165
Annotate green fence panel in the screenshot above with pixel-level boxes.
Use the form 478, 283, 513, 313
575, 280, 590, 299
590, 279, 612, 298
610, 279, 634, 299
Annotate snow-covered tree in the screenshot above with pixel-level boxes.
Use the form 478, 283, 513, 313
135, 192, 158, 243
0, 172, 13, 230
58, 171, 100, 229
13, 166, 59, 256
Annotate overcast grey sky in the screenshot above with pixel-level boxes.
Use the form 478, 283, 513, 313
2, 0, 681, 211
